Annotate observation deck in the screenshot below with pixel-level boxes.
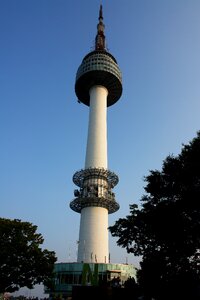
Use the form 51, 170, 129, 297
75, 50, 122, 107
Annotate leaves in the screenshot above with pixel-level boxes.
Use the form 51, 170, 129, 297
0, 218, 57, 293
109, 131, 200, 298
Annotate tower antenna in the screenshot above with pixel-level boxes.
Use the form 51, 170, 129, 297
95, 3, 106, 50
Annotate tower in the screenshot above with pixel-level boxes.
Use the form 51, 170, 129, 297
70, 5, 122, 263
46, 6, 136, 297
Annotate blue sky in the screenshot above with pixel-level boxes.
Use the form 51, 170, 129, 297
1, 0, 200, 295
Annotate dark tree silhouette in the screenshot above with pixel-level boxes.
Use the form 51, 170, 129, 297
109, 131, 200, 299
0, 218, 57, 293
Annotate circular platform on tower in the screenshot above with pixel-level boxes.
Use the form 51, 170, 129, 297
75, 50, 122, 107
73, 167, 119, 188
70, 196, 119, 214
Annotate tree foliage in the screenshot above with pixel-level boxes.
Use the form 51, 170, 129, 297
0, 218, 57, 293
109, 131, 200, 299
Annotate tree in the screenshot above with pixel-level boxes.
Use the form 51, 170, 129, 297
0, 218, 57, 293
109, 132, 200, 299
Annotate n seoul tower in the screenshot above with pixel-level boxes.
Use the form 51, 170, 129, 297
70, 4, 122, 264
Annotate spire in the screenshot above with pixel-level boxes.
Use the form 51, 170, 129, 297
95, 4, 106, 51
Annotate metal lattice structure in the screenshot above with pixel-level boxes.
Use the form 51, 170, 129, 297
70, 197, 119, 214
73, 168, 119, 187
70, 167, 120, 214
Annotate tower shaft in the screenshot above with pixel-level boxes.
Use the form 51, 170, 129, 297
85, 85, 108, 169
78, 206, 108, 263
77, 85, 109, 263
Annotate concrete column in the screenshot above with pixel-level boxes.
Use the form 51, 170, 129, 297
77, 85, 109, 263
77, 206, 108, 263
85, 85, 108, 169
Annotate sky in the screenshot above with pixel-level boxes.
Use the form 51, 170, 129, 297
1, 0, 200, 297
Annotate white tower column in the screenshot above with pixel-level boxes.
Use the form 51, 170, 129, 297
77, 206, 108, 263
85, 85, 108, 169
77, 85, 109, 263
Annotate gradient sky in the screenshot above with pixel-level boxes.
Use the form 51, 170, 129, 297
1, 0, 200, 296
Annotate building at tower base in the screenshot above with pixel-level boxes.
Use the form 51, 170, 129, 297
45, 262, 137, 299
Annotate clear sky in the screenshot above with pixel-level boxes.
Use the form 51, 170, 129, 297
1, 0, 200, 296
